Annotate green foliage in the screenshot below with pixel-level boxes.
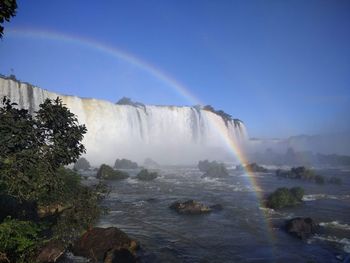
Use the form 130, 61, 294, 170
97, 164, 129, 180
202, 105, 243, 127
42, 167, 81, 205
290, 187, 304, 201
74, 157, 91, 171
0, 217, 41, 262
114, 158, 138, 169
52, 182, 108, 244
266, 187, 304, 209
0, 0, 17, 38
136, 169, 158, 181
0, 97, 86, 202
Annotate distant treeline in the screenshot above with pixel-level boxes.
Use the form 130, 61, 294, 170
250, 148, 350, 166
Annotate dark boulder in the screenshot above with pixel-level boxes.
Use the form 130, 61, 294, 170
72, 227, 138, 262
170, 200, 212, 215
285, 217, 319, 239
136, 169, 158, 181
104, 248, 137, 263
73, 157, 91, 171
36, 239, 65, 263
114, 159, 138, 169
97, 164, 129, 180
198, 160, 228, 177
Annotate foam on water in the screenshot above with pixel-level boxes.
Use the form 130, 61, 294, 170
320, 221, 350, 231
303, 194, 350, 201
311, 235, 350, 253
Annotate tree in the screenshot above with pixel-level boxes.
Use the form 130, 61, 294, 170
0, 0, 17, 38
0, 96, 87, 202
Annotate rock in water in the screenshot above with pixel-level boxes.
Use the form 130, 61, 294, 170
104, 248, 137, 263
36, 240, 65, 263
97, 164, 129, 180
285, 217, 319, 239
136, 169, 158, 181
73, 227, 138, 262
170, 200, 212, 214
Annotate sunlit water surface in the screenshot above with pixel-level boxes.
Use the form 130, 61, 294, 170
71, 167, 350, 263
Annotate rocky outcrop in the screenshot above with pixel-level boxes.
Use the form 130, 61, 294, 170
73, 157, 91, 171
170, 200, 212, 215
36, 240, 65, 263
97, 164, 129, 180
72, 227, 138, 262
236, 163, 268, 172
136, 169, 158, 181
114, 159, 138, 169
104, 248, 137, 263
285, 217, 319, 239
198, 160, 228, 178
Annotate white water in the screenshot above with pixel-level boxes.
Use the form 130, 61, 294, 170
0, 77, 247, 165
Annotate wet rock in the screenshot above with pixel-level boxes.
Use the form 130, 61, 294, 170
104, 248, 137, 263
36, 240, 65, 263
170, 200, 212, 215
73, 227, 138, 262
97, 164, 129, 180
198, 160, 228, 178
285, 217, 319, 239
136, 169, 158, 181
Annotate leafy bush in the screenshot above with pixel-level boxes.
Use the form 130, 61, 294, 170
97, 164, 129, 180
0, 218, 41, 262
266, 187, 304, 209
52, 182, 108, 244
136, 169, 158, 181
0, 97, 86, 203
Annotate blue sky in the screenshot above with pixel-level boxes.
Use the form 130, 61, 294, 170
0, 0, 349, 138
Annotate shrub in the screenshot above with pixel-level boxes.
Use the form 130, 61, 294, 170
290, 187, 304, 201
266, 187, 304, 209
52, 182, 108, 244
0, 97, 86, 202
0, 218, 41, 263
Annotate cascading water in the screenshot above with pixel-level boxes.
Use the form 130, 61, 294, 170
0, 77, 247, 165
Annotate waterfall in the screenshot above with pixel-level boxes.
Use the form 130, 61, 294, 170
0, 77, 247, 165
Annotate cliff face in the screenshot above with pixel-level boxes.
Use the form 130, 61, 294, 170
0, 77, 247, 165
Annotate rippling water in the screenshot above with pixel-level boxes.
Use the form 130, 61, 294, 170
79, 167, 350, 263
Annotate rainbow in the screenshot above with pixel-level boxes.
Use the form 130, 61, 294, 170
5, 27, 276, 255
